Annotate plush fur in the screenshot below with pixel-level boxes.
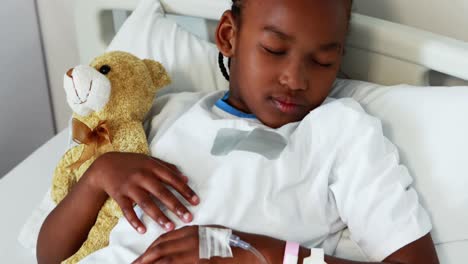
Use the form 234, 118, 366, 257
51, 51, 170, 263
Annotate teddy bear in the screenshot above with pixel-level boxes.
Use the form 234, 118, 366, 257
51, 51, 170, 263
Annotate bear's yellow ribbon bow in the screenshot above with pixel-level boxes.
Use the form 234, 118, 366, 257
68, 118, 114, 169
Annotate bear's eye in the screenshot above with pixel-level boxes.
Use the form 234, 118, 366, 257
99, 65, 111, 75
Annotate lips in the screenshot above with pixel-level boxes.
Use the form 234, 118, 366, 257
270, 95, 304, 114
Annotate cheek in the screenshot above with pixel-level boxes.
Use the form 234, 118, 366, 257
305, 69, 338, 103
239, 45, 279, 84
310, 68, 338, 86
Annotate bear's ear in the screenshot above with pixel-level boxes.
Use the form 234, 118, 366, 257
143, 59, 171, 90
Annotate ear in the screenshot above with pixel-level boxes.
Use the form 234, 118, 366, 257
215, 10, 237, 58
142, 59, 171, 90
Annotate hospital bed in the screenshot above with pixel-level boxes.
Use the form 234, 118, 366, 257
1, 0, 467, 263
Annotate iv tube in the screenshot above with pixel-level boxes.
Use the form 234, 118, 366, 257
229, 234, 269, 264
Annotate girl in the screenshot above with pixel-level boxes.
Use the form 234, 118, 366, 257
38, 0, 439, 263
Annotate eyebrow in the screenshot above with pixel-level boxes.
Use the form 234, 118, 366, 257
319, 42, 342, 52
262, 25, 342, 53
263, 25, 294, 41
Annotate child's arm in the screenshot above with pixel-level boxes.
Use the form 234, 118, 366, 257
132, 226, 438, 264
37, 168, 108, 264
37, 152, 200, 264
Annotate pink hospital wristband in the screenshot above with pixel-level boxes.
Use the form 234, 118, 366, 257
283, 241, 300, 264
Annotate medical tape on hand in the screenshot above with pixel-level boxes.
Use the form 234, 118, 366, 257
199, 226, 234, 259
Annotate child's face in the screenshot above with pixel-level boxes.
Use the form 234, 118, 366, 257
217, 0, 350, 128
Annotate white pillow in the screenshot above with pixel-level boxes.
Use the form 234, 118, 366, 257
331, 79, 468, 245
106, 0, 228, 95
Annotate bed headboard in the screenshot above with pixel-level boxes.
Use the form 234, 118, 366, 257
74, 0, 468, 86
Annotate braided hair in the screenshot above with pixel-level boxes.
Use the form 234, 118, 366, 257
218, 0, 354, 81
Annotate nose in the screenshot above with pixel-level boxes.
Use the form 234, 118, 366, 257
279, 60, 307, 91
66, 68, 74, 78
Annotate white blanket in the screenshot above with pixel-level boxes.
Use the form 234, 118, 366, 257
81, 91, 431, 263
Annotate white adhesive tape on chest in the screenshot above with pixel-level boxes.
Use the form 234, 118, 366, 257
199, 227, 234, 259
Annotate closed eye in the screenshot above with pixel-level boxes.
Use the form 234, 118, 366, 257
263, 46, 287, 56
315, 61, 333, 68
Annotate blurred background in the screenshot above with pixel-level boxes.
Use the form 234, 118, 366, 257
1, 0, 467, 178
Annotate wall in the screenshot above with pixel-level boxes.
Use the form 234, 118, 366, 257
0, 0, 54, 177
36, 0, 79, 132
39, 1, 468, 131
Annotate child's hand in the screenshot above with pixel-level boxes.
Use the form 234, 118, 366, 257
85, 152, 200, 234
131, 226, 206, 264
131, 226, 287, 264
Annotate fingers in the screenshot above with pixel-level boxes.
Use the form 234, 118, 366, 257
149, 158, 200, 206
133, 236, 199, 264
141, 251, 196, 264
138, 173, 194, 224
114, 195, 146, 234
107, 155, 201, 231
148, 226, 197, 249
134, 251, 196, 264
152, 158, 189, 183
128, 186, 175, 232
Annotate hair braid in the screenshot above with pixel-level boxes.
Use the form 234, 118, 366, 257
218, 52, 230, 81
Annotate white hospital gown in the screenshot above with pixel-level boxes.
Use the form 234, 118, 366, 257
81, 90, 431, 263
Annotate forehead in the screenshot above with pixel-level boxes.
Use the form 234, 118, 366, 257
241, 0, 348, 43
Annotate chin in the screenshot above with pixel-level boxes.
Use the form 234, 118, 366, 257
259, 116, 300, 129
